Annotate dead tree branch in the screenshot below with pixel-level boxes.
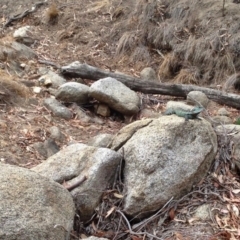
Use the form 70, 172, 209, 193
61, 62, 240, 109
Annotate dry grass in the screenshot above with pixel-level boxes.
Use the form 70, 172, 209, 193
0, 37, 16, 61
116, 31, 138, 56
158, 53, 181, 80
109, 0, 240, 85
223, 72, 240, 91
0, 70, 30, 102
173, 67, 200, 84
129, 46, 151, 65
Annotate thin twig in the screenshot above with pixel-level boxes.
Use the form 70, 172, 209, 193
132, 197, 174, 231
116, 210, 163, 240
64, 176, 87, 191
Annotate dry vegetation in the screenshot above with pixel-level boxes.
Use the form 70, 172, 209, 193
1, 0, 240, 239
111, 0, 240, 85
0, 69, 30, 102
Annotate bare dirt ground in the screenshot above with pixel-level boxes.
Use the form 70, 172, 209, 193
1, 0, 240, 239
0, 0, 129, 166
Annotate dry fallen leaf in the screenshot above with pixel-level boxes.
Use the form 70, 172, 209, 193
232, 204, 239, 217
169, 208, 175, 220
131, 235, 143, 240
113, 192, 124, 199
175, 232, 184, 240
188, 217, 199, 225
232, 189, 240, 194
215, 214, 223, 228
105, 206, 116, 218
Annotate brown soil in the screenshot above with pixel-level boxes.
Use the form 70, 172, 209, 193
1, 0, 240, 239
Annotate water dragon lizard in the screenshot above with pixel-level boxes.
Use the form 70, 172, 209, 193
164, 106, 204, 120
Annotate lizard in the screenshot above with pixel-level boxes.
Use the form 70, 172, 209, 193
164, 106, 204, 120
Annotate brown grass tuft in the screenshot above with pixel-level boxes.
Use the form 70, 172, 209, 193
130, 46, 151, 64
223, 72, 240, 91
0, 70, 30, 102
44, 3, 59, 24
116, 32, 138, 56
108, 0, 240, 85
158, 53, 181, 80
173, 67, 200, 85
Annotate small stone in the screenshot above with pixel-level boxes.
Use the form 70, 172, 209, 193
217, 108, 230, 116
166, 101, 193, 112
187, 91, 209, 108
33, 86, 42, 93
193, 204, 211, 221
95, 103, 111, 117
31, 142, 47, 158
13, 26, 35, 45
39, 70, 66, 88
73, 105, 92, 124
38, 76, 52, 87
48, 126, 66, 142
140, 67, 158, 82
55, 82, 90, 104
88, 134, 113, 148
44, 98, 72, 120
43, 138, 60, 157
211, 115, 232, 126
90, 77, 140, 115
140, 108, 162, 119
13, 26, 31, 38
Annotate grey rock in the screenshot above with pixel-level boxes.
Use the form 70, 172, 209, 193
31, 141, 47, 158
110, 119, 153, 151
111, 116, 217, 218
38, 67, 49, 75
140, 108, 162, 119
56, 82, 90, 103
43, 138, 60, 157
72, 104, 93, 123
6, 60, 24, 76
92, 116, 105, 125
193, 204, 211, 221
140, 67, 158, 82
165, 101, 194, 112
11, 41, 36, 59
211, 115, 232, 126
90, 77, 140, 115
217, 107, 230, 116
13, 26, 35, 46
88, 134, 113, 148
215, 124, 240, 171
0, 163, 75, 240
48, 126, 66, 142
44, 98, 72, 120
71, 103, 104, 125
0, 41, 36, 61
39, 70, 66, 88
95, 103, 111, 117
187, 91, 209, 108
47, 87, 58, 96
13, 26, 31, 38
32, 143, 121, 222
30, 139, 60, 159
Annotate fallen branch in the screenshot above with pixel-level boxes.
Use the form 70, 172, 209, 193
61, 62, 240, 109
3, 0, 48, 28
63, 175, 87, 191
